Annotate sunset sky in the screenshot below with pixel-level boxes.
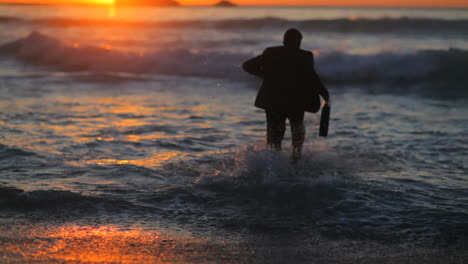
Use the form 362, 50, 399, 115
1, 0, 467, 8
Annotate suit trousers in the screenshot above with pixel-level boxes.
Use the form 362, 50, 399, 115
265, 110, 305, 151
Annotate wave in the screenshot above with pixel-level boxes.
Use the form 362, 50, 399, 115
1, 15, 468, 34
0, 185, 99, 210
0, 143, 56, 171
0, 31, 247, 78
192, 145, 468, 243
1, 31, 468, 85
0, 184, 143, 212
194, 144, 394, 191
1, 143, 467, 243
0, 143, 36, 158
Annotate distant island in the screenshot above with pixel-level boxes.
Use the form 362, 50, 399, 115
214, 1, 237, 7
115, 0, 179, 6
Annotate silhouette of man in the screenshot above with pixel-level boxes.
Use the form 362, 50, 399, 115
242, 28, 329, 161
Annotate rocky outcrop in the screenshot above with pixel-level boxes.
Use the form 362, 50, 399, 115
214, 1, 237, 7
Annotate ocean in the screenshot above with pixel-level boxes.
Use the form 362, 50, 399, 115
0, 5, 467, 263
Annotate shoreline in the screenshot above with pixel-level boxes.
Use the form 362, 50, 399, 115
1, 220, 466, 264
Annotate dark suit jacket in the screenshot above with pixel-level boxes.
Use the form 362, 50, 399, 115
243, 46, 329, 115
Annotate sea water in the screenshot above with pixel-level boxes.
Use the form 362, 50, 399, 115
0, 5, 467, 263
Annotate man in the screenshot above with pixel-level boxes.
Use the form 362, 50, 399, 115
242, 28, 330, 162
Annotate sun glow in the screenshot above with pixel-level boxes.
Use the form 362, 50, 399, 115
82, 0, 114, 4
97, 0, 114, 4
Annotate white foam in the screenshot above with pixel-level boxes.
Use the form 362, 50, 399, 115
195, 144, 343, 192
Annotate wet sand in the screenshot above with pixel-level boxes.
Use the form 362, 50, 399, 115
1, 220, 466, 264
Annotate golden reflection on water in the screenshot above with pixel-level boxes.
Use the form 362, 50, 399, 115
95, 151, 186, 166
1, 224, 244, 264
2, 87, 248, 170
40, 225, 165, 264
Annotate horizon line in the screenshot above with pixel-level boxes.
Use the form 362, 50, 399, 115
1, 2, 467, 9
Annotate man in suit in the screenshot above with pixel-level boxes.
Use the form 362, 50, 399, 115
242, 28, 330, 162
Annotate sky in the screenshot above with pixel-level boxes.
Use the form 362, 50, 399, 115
1, 0, 467, 8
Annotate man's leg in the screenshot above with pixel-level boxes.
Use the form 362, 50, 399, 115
289, 112, 305, 161
265, 110, 286, 150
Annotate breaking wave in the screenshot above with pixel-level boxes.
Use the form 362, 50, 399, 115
192, 145, 468, 243
1, 31, 468, 85
1, 140, 467, 243
1, 16, 468, 34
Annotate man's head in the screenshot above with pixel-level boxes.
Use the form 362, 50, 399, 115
283, 28, 302, 49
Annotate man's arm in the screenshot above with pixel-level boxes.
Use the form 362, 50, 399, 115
314, 72, 329, 102
309, 53, 329, 102
242, 54, 264, 78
